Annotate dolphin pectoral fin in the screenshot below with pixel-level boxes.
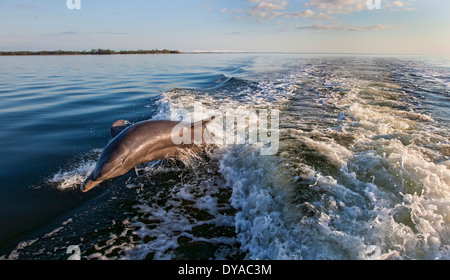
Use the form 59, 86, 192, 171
110, 120, 130, 138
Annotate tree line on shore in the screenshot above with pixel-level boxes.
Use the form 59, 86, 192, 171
0, 49, 181, 56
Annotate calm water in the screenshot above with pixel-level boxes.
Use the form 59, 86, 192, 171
0, 53, 449, 259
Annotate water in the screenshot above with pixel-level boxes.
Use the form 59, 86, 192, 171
0, 53, 448, 260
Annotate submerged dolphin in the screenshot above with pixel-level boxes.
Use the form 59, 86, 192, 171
81, 117, 214, 192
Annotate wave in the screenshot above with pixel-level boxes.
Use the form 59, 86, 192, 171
3, 57, 449, 260
46, 152, 99, 191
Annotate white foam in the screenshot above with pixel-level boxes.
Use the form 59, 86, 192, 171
46, 150, 100, 190
120, 159, 237, 260
0, 238, 38, 260
121, 185, 236, 259
219, 146, 303, 260
213, 63, 450, 260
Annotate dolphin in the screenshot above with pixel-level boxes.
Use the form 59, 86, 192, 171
81, 117, 214, 192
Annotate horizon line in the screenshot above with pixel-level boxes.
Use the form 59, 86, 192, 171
1, 49, 449, 57
183, 51, 450, 56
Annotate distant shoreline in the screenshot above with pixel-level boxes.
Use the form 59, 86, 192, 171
0, 49, 181, 56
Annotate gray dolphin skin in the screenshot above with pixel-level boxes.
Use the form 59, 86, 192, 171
81, 118, 214, 192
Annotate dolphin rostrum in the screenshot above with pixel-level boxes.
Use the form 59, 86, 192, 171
81, 117, 214, 192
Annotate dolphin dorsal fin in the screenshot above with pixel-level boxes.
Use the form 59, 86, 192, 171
190, 116, 216, 129
110, 120, 130, 139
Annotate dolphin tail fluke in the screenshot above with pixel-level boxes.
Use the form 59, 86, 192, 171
110, 120, 130, 138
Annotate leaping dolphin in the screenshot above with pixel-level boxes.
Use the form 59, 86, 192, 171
81, 117, 214, 192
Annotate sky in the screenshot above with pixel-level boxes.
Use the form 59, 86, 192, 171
0, 0, 449, 54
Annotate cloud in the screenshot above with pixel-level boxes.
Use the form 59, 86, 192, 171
236, 0, 413, 21
387, 1, 405, 8
247, 0, 288, 21
224, 0, 418, 22
222, 31, 243, 36
285, 9, 317, 19
250, 0, 288, 11
304, 0, 367, 15
304, 0, 417, 14
45, 31, 79, 36
295, 23, 404, 32
384, 0, 417, 11
240, 0, 324, 21
222, 0, 416, 30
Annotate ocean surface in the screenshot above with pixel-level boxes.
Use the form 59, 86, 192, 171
0, 53, 448, 260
